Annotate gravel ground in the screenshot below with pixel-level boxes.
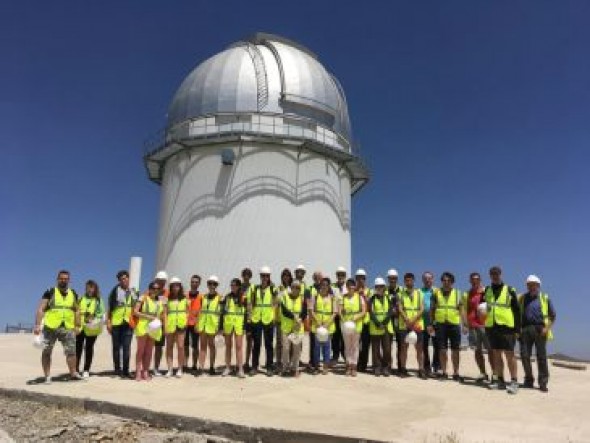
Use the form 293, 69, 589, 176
0, 395, 240, 443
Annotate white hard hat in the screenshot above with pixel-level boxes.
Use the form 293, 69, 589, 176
169, 277, 182, 285
155, 271, 168, 281
295, 264, 306, 272
342, 321, 357, 335
32, 334, 45, 349
355, 269, 367, 277
387, 269, 399, 277
336, 266, 347, 274
207, 275, 219, 284
374, 277, 386, 286
259, 266, 271, 275
477, 302, 488, 314
526, 274, 541, 285
315, 326, 329, 343
148, 319, 162, 331
405, 331, 418, 345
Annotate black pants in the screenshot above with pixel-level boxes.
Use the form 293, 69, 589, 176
184, 326, 199, 364
520, 325, 549, 387
309, 331, 317, 367
371, 333, 392, 369
357, 323, 371, 371
252, 322, 274, 370
422, 330, 440, 372
75, 331, 97, 372
111, 323, 133, 374
394, 331, 403, 369
332, 317, 345, 361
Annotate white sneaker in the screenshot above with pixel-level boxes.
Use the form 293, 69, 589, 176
44, 376, 52, 385
222, 367, 231, 377
82, 371, 90, 379
176, 369, 183, 378
237, 369, 246, 379
153, 370, 162, 377
70, 372, 84, 381
165, 369, 173, 378
506, 381, 519, 395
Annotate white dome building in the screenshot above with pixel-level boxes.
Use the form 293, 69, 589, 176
144, 33, 368, 289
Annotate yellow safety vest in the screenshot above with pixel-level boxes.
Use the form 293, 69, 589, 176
111, 288, 136, 326
369, 295, 393, 335
251, 286, 275, 325
80, 295, 104, 336
434, 288, 461, 325
198, 294, 221, 334
312, 294, 335, 334
399, 289, 424, 331
358, 287, 372, 324
485, 285, 515, 328
223, 294, 245, 336
135, 296, 162, 340
166, 298, 187, 334
342, 293, 364, 333
518, 292, 554, 341
281, 295, 303, 334
44, 288, 76, 330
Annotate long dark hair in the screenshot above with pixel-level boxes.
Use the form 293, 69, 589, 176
169, 282, 185, 300
281, 268, 293, 287
85, 279, 100, 297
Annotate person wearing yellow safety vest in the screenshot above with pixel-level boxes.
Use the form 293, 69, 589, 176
428, 272, 464, 381
107, 270, 139, 378
76, 280, 105, 379
221, 278, 247, 378
310, 277, 336, 375
34, 270, 82, 384
133, 281, 163, 382
275, 268, 294, 373
330, 267, 347, 364
197, 275, 223, 376
241, 268, 256, 372
519, 274, 556, 393
369, 277, 394, 377
280, 280, 308, 377
152, 270, 169, 377
385, 269, 403, 373
163, 277, 188, 378
420, 271, 441, 376
341, 278, 367, 377
355, 269, 372, 373
398, 272, 427, 379
248, 266, 278, 376
305, 270, 322, 373
483, 266, 521, 394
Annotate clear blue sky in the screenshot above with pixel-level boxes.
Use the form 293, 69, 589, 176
1, 1, 588, 358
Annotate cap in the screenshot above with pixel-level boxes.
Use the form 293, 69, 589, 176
374, 277, 386, 286
155, 271, 168, 281
336, 266, 347, 274
387, 269, 399, 278
259, 266, 271, 275
295, 264, 306, 272
526, 274, 541, 285
355, 269, 367, 277
207, 275, 219, 284
169, 277, 182, 285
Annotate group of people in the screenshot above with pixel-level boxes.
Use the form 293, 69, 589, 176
34, 265, 556, 394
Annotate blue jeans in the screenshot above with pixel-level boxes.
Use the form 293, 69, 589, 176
111, 323, 133, 374
313, 335, 331, 366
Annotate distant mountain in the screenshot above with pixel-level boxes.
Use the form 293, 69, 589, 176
549, 353, 590, 363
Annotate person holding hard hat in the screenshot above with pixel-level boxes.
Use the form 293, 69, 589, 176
462, 272, 492, 383
76, 279, 105, 378
421, 271, 440, 376
107, 270, 139, 378
185, 274, 202, 372
280, 280, 307, 377
519, 274, 556, 392
429, 272, 463, 381
369, 277, 394, 376
331, 266, 347, 364
221, 278, 247, 378
163, 277, 188, 378
484, 266, 521, 394
310, 277, 336, 374
152, 270, 169, 376
133, 281, 163, 381
306, 271, 323, 373
249, 266, 278, 376
34, 270, 82, 384
241, 268, 256, 372
275, 268, 294, 373
341, 278, 367, 376
355, 269, 373, 373
385, 269, 403, 373
398, 273, 427, 379
197, 275, 223, 375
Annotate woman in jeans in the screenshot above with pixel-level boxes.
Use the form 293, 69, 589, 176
76, 280, 104, 378
341, 278, 366, 377
310, 277, 336, 374
134, 281, 163, 381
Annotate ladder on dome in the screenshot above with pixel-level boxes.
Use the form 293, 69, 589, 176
244, 43, 269, 111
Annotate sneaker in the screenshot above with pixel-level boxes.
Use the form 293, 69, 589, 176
153, 370, 163, 377
44, 376, 52, 385
237, 369, 246, 379
209, 367, 215, 376
175, 369, 183, 378
249, 368, 258, 377
82, 371, 90, 379
70, 372, 84, 381
222, 367, 231, 377
506, 381, 519, 395
374, 368, 382, 377
452, 374, 461, 382
475, 373, 488, 384
165, 369, 173, 378
540, 385, 549, 393
418, 370, 428, 380
382, 368, 391, 377
523, 380, 535, 389
438, 373, 448, 381
265, 368, 274, 377
488, 379, 501, 390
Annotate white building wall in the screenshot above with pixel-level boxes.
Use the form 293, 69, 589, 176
156, 142, 351, 291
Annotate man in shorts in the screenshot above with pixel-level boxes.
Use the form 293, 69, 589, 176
34, 270, 82, 383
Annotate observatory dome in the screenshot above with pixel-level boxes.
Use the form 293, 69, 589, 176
167, 33, 352, 142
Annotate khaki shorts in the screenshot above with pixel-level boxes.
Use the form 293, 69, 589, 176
43, 327, 76, 356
